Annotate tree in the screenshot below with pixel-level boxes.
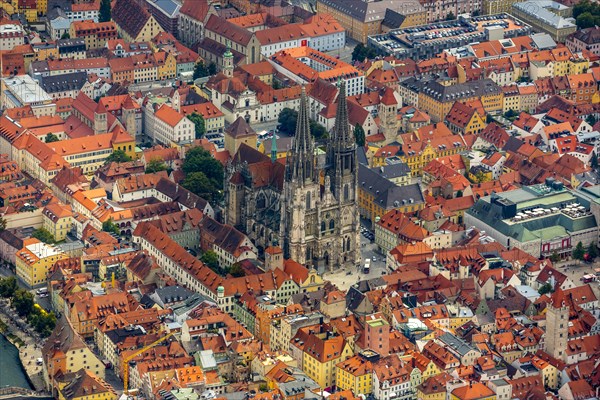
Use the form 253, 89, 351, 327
538, 282, 553, 295
588, 242, 598, 259
573, 241, 585, 260
146, 158, 168, 174
102, 218, 120, 235
99, 0, 111, 22
182, 172, 222, 204
277, 107, 298, 135
0, 277, 17, 298
504, 109, 518, 121
200, 250, 220, 273
12, 289, 34, 317
549, 251, 561, 263
32, 228, 55, 244
446, 12, 455, 20
259, 384, 268, 392
586, 114, 597, 126
278, 108, 328, 139
208, 62, 218, 75
0, 216, 6, 232
193, 62, 209, 79
182, 147, 223, 184
351, 43, 377, 62
29, 309, 56, 338
45, 133, 59, 143
228, 263, 245, 277
592, 153, 598, 170
187, 113, 206, 139
60, 32, 70, 40
577, 12, 597, 29
354, 123, 365, 147
105, 149, 132, 164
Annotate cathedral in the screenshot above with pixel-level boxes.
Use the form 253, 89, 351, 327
224, 81, 360, 271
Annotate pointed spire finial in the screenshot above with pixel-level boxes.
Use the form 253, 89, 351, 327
271, 132, 277, 163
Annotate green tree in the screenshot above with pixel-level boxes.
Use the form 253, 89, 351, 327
208, 62, 218, 75
586, 114, 597, 126
187, 113, 206, 139
146, 158, 168, 174
200, 250, 220, 272
504, 109, 518, 121
538, 282, 553, 295
354, 123, 365, 147
0, 217, 6, 232
259, 383, 268, 392
29, 310, 57, 338
102, 218, 120, 235
99, 0, 111, 22
182, 147, 223, 184
351, 43, 377, 62
549, 251, 560, 263
309, 120, 328, 140
105, 149, 132, 164
228, 263, 245, 277
577, 12, 596, 29
60, 32, 70, 40
0, 277, 17, 298
45, 133, 59, 143
588, 242, 598, 259
182, 172, 222, 203
277, 107, 298, 135
446, 12, 455, 20
592, 153, 599, 170
12, 289, 34, 317
573, 241, 586, 260
193, 62, 210, 79
32, 228, 55, 244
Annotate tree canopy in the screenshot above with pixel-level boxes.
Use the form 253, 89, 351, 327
32, 228, 55, 244
573, 0, 600, 28
193, 62, 218, 79
573, 241, 586, 260
187, 113, 206, 139
45, 133, 60, 143
99, 0, 111, 22
146, 158, 168, 174
277, 107, 328, 140
105, 149, 132, 164
352, 43, 377, 62
102, 218, 120, 235
354, 123, 365, 147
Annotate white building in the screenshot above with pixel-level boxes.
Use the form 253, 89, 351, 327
151, 104, 195, 146
0, 23, 24, 51
1, 75, 55, 116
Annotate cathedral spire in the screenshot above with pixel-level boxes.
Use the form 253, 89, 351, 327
286, 85, 314, 183
331, 79, 353, 149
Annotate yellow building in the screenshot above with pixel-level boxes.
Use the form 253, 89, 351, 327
336, 354, 373, 395
33, 43, 59, 61
450, 382, 496, 400
224, 117, 257, 156
57, 369, 117, 400
42, 203, 74, 242
14, 0, 36, 22
112, 0, 164, 43
180, 102, 225, 135
482, 0, 519, 15
400, 140, 467, 177
445, 102, 487, 136
156, 51, 177, 80
302, 332, 353, 388
417, 373, 452, 400
16, 238, 68, 288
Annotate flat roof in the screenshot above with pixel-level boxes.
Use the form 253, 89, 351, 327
26, 241, 62, 259
2, 75, 52, 105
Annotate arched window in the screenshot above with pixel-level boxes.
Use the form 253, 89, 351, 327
344, 185, 349, 201
306, 191, 311, 209
346, 237, 351, 252
329, 219, 335, 231
321, 221, 326, 232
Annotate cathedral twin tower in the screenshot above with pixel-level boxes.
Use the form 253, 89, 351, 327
280, 82, 360, 271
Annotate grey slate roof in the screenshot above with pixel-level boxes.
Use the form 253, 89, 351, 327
147, 0, 181, 17
438, 332, 478, 357
40, 72, 87, 94
317, 0, 422, 23
371, 162, 410, 180
400, 77, 502, 103
359, 163, 424, 209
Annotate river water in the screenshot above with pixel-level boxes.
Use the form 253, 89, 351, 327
0, 334, 32, 389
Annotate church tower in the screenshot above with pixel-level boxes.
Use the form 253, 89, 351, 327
223, 42, 234, 78
93, 102, 107, 135
280, 86, 319, 265
328, 80, 357, 203
544, 288, 569, 361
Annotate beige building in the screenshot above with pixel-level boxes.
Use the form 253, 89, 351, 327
224, 117, 257, 156
317, 0, 426, 43
111, 0, 164, 43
